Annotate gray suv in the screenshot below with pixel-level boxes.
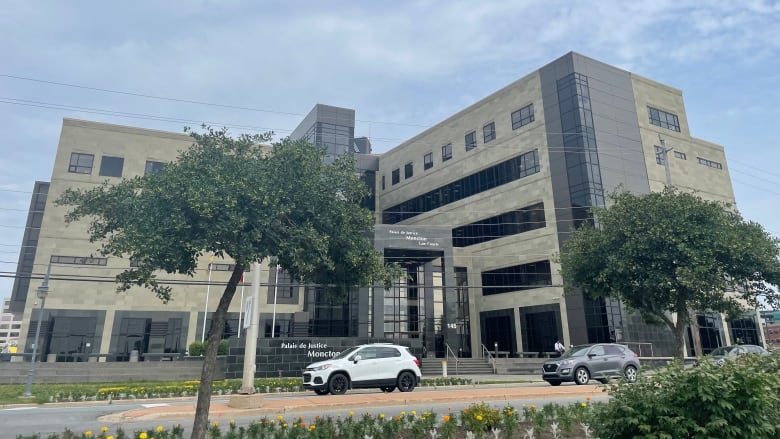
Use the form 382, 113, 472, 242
542, 343, 640, 386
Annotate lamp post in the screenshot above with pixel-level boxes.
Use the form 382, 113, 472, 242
23, 263, 51, 398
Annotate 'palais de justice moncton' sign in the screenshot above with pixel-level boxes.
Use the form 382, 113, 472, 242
281, 341, 341, 359
387, 229, 440, 247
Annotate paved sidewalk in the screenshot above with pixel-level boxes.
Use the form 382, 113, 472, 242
101, 382, 603, 422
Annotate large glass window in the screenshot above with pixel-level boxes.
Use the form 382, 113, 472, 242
383, 150, 540, 224
481, 261, 552, 296
511, 104, 535, 130
405, 162, 413, 179
465, 131, 477, 151
453, 202, 545, 247
392, 169, 400, 185
442, 143, 452, 161
68, 153, 94, 174
654, 145, 667, 165
648, 106, 681, 132
697, 157, 723, 169
99, 156, 124, 177
483, 122, 496, 143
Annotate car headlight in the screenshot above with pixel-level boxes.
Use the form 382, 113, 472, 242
559, 359, 574, 366
310, 364, 332, 371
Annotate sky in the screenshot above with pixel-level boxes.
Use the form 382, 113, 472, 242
1, 0, 779, 301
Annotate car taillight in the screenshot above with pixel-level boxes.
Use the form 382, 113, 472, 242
414, 358, 421, 367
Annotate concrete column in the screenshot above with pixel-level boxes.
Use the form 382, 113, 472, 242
99, 310, 115, 362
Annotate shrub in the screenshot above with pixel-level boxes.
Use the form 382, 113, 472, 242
460, 402, 501, 436
587, 352, 780, 439
187, 340, 228, 356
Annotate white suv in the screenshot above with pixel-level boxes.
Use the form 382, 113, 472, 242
302, 343, 422, 395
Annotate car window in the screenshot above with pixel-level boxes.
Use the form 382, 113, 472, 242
709, 346, 735, 356
604, 345, 623, 355
589, 346, 606, 356
377, 347, 401, 358
333, 346, 360, 360
354, 347, 378, 360
561, 345, 590, 358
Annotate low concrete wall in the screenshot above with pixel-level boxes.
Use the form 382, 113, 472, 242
0, 357, 225, 384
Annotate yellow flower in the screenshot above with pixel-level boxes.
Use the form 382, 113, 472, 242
107, 436, 114, 439
278, 415, 284, 421
530, 404, 536, 410
443, 415, 451, 422
581, 402, 587, 408
476, 415, 483, 421
230, 420, 235, 426
309, 425, 316, 431
282, 423, 288, 428
349, 410, 354, 417
139, 433, 148, 439
101, 427, 109, 433
411, 410, 417, 416
212, 421, 219, 427
379, 413, 385, 419
84, 432, 92, 437
155, 425, 164, 432
400, 411, 406, 416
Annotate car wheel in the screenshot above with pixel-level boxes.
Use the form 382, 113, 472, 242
314, 388, 329, 395
328, 373, 349, 395
379, 386, 395, 392
397, 371, 416, 392
574, 367, 590, 385
624, 365, 638, 383
546, 380, 562, 386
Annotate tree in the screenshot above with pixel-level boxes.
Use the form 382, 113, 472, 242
559, 188, 780, 359
57, 127, 396, 439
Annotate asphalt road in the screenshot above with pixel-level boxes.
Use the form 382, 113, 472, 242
0, 382, 606, 437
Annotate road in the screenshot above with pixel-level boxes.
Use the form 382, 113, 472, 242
1, 382, 607, 437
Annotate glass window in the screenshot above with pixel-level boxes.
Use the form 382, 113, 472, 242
404, 162, 413, 179
68, 153, 94, 174
383, 150, 540, 224
99, 156, 124, 177
589, 345, 606, 356
648, 106, 681, 132
354, 346, 377, 360
511, 104, 535, 130
424, 152, 433, 170
483, 122, 496, 143
674, 151, 687, 160
442, 143, 452, 161
377, 346, 402, 358
145, 160, 165, 175
465, 131, 477, 151
50, 255, 108, 266
392, 169, 400, 185
697, 157, 723, 170
481, 260, 551, 295
381, 175, 386, 190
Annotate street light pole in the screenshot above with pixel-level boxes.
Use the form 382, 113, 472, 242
23, 263, 51, 398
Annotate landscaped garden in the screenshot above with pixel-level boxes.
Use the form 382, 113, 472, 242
11, 349, 780, 438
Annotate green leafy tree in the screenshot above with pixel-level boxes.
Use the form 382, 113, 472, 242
559, 188, 780, 359
57, 127, 396, 439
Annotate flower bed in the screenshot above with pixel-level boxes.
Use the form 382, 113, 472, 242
14, 401, 597, 439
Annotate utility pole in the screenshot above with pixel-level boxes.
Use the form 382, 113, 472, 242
240, 261, 262, 394
657, 135, 703, 358
23, 263, 51, 397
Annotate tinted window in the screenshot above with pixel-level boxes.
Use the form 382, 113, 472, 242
442, 143, 452, 161
405, 162, 413, 179
377, 346, 401, 358
424, 152, 433, 170
589, 346, 606, 356
465, 131, 477, 151
392, 169, 400, 185
483, 122, 496, 143
99, 156, 124, 177
145, 160, 165, 175
355, 346, 378, 360
604, 345, 623, 355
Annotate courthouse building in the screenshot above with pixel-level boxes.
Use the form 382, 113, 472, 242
10, 52, 762, 370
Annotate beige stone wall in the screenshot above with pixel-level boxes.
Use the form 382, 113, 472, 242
631, 76, 735, 204
376, 71, 568, 352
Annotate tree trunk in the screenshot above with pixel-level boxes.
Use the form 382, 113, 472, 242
190, 264, 244, 439
689, 306, 703, 358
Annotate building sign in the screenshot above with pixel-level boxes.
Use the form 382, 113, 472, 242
387, 229, 440, 247
280, 341, 341, 359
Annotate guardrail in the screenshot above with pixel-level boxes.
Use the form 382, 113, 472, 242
444, 343, 459, 376
480, 344, 497, 374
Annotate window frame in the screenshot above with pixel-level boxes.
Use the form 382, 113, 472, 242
483, 122, 496, 143
465, 131, 477, 151
99, 155, 125, 177
511, 103, 535, 130
391, 168, 400, 185
404, 162, 414, 179
442, 143, 453, 161
423, 152, 433, 170
68, 152, 94, 174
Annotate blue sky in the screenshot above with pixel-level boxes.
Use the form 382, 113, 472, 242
1, 1, 779, 300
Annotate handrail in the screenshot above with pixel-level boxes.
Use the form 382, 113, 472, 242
444, 343, 459, 376
481, 344, 497, 374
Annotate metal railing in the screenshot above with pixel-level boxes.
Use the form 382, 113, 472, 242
444, 343, 459, 376
481, 344, 497, 374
